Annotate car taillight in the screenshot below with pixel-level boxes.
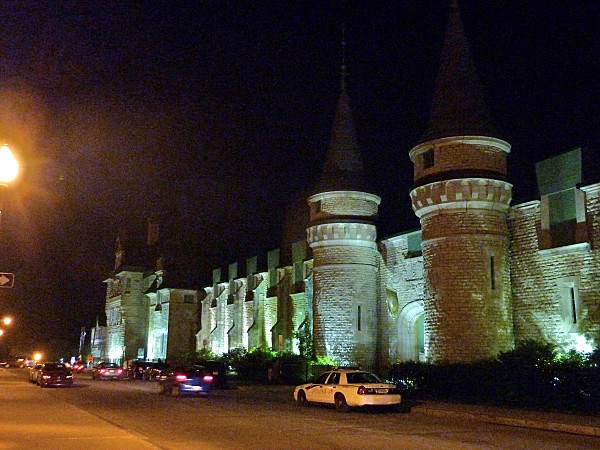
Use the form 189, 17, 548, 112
357, 385, 366, 395
176, 374, 188, 382
203, 375, 214, 383
357, 386, 378, 395
100, 369, 106, 373
117, 369, 123, 374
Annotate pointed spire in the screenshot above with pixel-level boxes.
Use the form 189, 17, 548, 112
314, 28, 367, 194
419, 0, 497, 143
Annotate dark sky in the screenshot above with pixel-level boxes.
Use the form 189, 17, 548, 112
0, 1, 598, 358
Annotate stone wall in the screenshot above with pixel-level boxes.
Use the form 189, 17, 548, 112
378, 234, 425, 368
509, 185, 600, 351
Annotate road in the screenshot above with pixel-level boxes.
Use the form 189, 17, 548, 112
1, 368, 598, 449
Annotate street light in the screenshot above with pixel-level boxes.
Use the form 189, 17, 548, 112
0, 144, 19, 230
2, 317, 11, 326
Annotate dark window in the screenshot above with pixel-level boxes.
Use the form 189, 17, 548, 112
357, 305, 362, 331
346, 372, 381, 384
315, 372, 330, 384
490, 256, 495, 290
183, 294, 195, 304
423, 150, 434, 169
327, 372, 340, 384
570, 287, 577, 324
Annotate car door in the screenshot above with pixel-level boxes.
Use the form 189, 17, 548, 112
322, 372, 341, 404
305, 372, 330, 403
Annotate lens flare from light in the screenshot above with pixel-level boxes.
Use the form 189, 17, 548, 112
0, 145, 19, 184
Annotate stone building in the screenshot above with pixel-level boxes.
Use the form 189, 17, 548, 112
102, 219, 200, 365
102, 3, 600, 369
195, 3, 600, 368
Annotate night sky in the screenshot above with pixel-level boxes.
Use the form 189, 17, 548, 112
0, 1, 598, 358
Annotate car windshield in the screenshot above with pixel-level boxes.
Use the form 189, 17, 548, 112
136, 362, 153, 368
177, 366, 207, 378
345, 372, 381, 384
102, 363, 119, 368
44, 363, 69, 371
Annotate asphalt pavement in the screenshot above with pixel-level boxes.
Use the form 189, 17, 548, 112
239, 384, 600, 438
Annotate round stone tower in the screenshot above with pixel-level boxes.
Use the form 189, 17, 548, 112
307, 66, 381, 369
409, 2, 514, 363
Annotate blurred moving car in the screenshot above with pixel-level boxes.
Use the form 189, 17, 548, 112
72, 361, 86, 372
158, 365, 213, 397
28, 363, 43, 382
0, 358, 14, 368
37, 362, 74, 388
143, 362, 169, 381
91, 362, 124, 380
204, 360, 238, 389
293, 368, 401, 412
15, 356, 34, 368
126, 360, 154, 380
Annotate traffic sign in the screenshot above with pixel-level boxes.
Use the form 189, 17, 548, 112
0, 272, 14, 288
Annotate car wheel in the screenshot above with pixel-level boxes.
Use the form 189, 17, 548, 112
334, 394, 350, 412
40, 381, 46, 388
297, 390, 309, 407
171, 385, 180, 397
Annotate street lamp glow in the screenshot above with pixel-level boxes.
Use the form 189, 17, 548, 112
0, 144, 19, 185
0, 330, 4, 336
2, 317, 12, 326
33, 352, 43, 362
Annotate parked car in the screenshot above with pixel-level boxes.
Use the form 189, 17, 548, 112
28, 364, 43, 383
37, 362, 73, 388
293, 368, 401, 412
203, 360, 238, 389
126, 360, 154, 380
91, 362, 124, 380
143, 362, 169, 381
72, 361, 86, 372
158, 365, 213, 397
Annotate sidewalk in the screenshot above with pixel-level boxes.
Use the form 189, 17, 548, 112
411, 400, 600, 437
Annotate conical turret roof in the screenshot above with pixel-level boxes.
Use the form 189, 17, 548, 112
314, 66, 368, 194
419, 1, 497, 143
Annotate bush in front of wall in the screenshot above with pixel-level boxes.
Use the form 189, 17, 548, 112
389, 341, 600, 414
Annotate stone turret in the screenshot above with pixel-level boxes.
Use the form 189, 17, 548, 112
307, 64, 381, 369
409, 1, 514, 363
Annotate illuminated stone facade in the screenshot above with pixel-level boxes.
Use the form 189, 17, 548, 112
102, 4, 600, 369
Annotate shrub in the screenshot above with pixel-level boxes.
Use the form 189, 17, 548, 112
235, 347, 277, 383
390, 341, 600, 414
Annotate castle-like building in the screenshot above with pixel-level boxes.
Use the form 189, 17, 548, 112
99, 4, 600, 370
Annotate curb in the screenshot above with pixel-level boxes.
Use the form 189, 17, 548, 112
412, 406, 600, 437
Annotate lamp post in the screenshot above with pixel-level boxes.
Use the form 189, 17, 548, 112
0, 144, 19, 230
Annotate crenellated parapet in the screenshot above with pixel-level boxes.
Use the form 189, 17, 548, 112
307, 222, 378, 248
410, 177, 512, 219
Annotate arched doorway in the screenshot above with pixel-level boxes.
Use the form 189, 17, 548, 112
398, 300, 425, 361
